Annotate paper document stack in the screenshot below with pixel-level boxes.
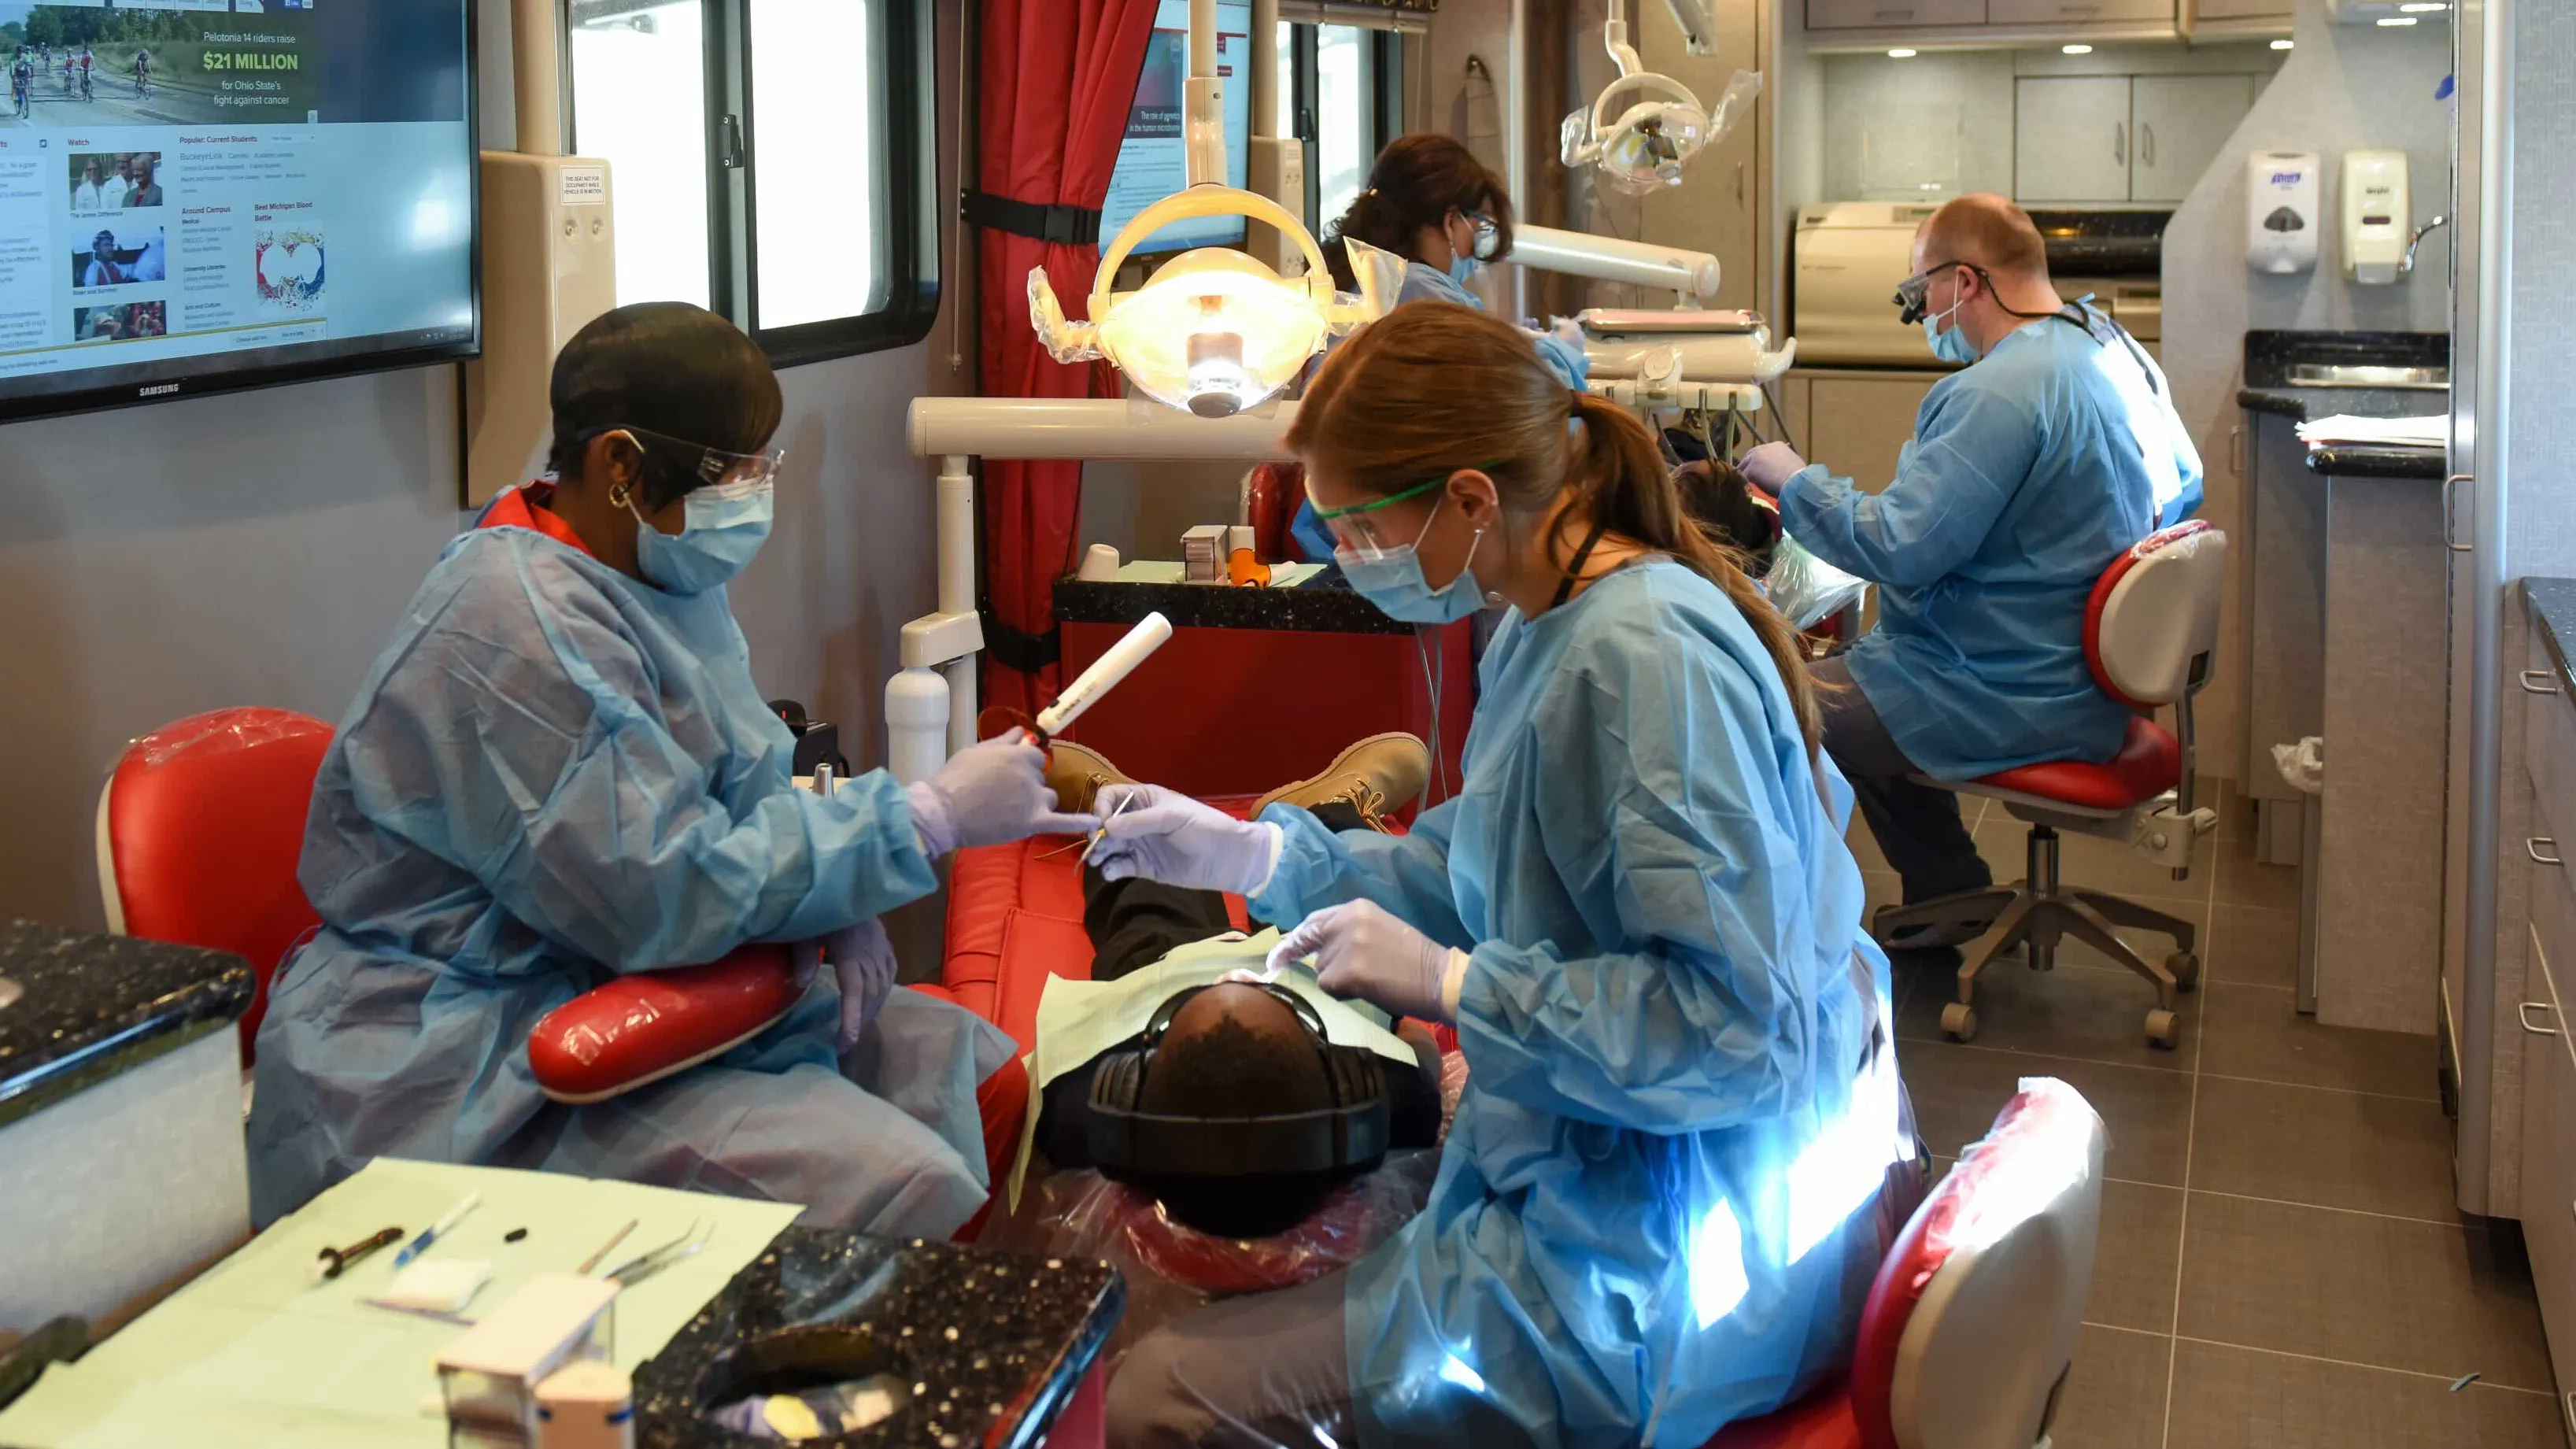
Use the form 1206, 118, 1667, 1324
2293, 413, 2445, 448
1181, 524, 1227, 582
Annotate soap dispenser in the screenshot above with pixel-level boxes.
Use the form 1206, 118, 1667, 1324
2341, 150, 2408, 285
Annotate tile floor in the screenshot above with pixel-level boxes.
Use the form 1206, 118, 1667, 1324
1867, 787, 2568, 1447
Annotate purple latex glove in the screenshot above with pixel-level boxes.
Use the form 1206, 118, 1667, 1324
1738, 441, 1808, 501
1267, 900, 1466, 1023
819, 919, 898, 1052
903, 734, 1096, 858
1088, 783, 1282, 896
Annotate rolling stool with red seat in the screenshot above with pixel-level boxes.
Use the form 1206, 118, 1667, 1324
1869, 522, 2227, 1051
94, 706, 334, 1067
1706, 1078, 2108, 1449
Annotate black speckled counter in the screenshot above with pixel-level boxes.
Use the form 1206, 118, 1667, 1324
0, 919, 250, 1129
633, 1228, 1122, 1449
1056, 576, 1412, 635
2238, 330, 2448, 481
2526, 578, 2576, 693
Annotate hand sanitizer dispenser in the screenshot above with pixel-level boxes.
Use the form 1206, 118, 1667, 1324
2248, 151, 2319, 275
2341, 150, 2409, 285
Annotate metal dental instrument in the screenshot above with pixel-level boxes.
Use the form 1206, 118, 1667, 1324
575, 1219, 637, 1276
1039, 785, 1144, 862
602, 1221, 711, 1288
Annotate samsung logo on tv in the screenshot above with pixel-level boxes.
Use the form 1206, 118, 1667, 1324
137, 383, 179, 397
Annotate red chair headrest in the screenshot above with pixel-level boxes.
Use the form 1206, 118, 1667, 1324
103, 707, 334, 1064
1849, 1078, 2107, 1449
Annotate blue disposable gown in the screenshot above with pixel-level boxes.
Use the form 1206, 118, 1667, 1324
1289, 260, 1593, 561
1776, 307, 2201, 781
246, 523, 1015, 1235
1250, 560, 1903, 1448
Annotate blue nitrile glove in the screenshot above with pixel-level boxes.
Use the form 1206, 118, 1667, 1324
819, 919, 898, 1052
1088, 783, 1282, 896
903, 734, 1097, 858
1739, 441, 1809, 501
1267, 900, 1468, 1024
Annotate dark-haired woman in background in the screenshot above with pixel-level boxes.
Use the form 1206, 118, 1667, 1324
248, 303, 1093, 1235
1289, 132, 1590, 561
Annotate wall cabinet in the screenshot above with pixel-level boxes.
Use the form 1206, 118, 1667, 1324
1988, 0, 2173, 22
1806, 0, 1986, 28
2015, 73, 2256, 205
2193, 0, 2291, 19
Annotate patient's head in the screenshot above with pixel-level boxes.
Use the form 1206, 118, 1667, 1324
1676, 458, 1781, 577
1135, 984, 1343, 1237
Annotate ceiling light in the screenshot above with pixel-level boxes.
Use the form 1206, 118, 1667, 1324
1887, 47, 1917, 57
1031, 191, 1388, 419
2397, 2, 2448, 9
2061, 43, 2094, 54
2270, 37, 2294, 49
2375, 15, 2418, 24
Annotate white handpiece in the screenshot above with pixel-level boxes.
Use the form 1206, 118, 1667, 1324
1033, 612, 1174, 737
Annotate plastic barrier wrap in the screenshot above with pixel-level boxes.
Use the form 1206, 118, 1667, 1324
1765, 534, 1871, 631
987, 1151, 1440, 1373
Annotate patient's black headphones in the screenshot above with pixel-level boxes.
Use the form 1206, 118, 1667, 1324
1085, 983, 1395, 1180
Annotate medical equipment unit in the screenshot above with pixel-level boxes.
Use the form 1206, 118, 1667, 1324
2341, 150, 2411, 286
2248, 151, 2322, 275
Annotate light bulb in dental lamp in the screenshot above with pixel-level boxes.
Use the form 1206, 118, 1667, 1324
1029, 187, 1390, 420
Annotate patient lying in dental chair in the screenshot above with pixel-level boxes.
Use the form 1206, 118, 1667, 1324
983, 732, 1457, 1365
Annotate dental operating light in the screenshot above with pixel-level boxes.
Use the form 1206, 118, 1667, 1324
1026, 0, 1393, 419
1560, 1, 1761, 196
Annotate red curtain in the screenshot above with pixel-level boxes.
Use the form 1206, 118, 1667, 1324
976, 0, 1159, 717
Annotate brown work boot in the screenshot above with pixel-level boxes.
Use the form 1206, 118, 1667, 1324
1251, 733, 1432, 830
1045, 740, 1133, 815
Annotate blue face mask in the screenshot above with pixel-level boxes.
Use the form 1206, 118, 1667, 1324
1445, 253, 1480, 287
630, 480, 775, 594
1336, 497, 1491, 624
1922, 297, 1983, 365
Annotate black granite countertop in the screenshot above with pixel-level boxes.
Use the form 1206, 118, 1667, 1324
2526, 578, 2576, 694
2238, 330, 2449, 481
632, 1228, 1122, 1449
1056, 575, 1412, 635
0, 920, 250, 1129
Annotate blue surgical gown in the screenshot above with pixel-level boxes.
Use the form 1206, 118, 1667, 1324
1289, 261, 1593, 561
1251, 560, 1902, 1448
1777, 308, 2201, 781
246, 523, 1015, 1236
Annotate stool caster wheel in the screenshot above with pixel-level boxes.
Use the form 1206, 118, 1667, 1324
2168, 950, 2201, 992
1941, 1002, 1979, 1043
2145, 1008, 2181, 1050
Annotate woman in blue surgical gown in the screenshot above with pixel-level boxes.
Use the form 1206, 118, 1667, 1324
1089, 302, 1925, 1449
247, 303, 1094, 1236
1287, 132, 1590, 561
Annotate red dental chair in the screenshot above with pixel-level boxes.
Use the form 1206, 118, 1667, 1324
1867, 521, 2227, 1051
1707, 1078, 2109, 1449
95, 706, 334, 1066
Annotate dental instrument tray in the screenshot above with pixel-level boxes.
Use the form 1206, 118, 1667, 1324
1578, 307, 1763, 335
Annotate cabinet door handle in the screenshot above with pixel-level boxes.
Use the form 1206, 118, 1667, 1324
2229, 425, 2245, 478
1873, 6, 1916, 17
2141, 123, 2157, 167
2531, 837, 2563, 866
2524, 668, 2563, 696
2060, 2, 2102, 9
2521, 1001, 2559, 1036
2444, 473, 2473, 553
1736, 162, 1746, 205
2113, 123, 2126, 166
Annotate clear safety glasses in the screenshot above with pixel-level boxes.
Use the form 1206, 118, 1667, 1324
1310, 463, 1499, 563
604, 425, 787, 491
1460, 208, 1501, 262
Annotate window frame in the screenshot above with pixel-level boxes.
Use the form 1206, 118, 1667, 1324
565, 0, 939, 369
1279, 17, 1405, 234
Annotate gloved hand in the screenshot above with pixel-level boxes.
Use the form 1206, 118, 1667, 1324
1738, 441, 1809, 501
818, 918, 898, 1052
1266, 900, 1467, 1024
1088, 783, 1282, 896
903, 734, 1096, 858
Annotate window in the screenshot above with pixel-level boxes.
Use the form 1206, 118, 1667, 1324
567, 0, 937, 366
1279, 19, 1405, 236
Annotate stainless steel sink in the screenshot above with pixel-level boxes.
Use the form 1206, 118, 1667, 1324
2286, 362, 2450, 390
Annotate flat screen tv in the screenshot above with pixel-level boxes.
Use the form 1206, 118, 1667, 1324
0, 0, 476, 423
1098, 0, 1252, 257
